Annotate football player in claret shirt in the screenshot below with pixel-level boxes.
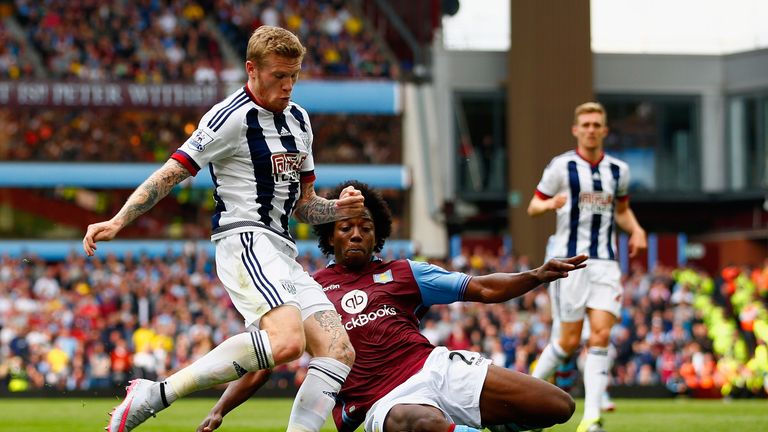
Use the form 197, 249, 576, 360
197, 181, 587, 432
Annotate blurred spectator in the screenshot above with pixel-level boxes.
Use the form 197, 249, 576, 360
0, 22, 34, 79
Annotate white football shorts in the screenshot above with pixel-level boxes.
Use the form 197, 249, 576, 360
549, 258, 622, 322
215, 230, 333, 328
364, 346, 492, 432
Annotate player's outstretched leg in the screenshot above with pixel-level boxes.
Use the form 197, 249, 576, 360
107, 379, 172, 432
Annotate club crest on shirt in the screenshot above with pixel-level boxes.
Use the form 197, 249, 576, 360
186, 128, 214, 152
372, 269, 393, 284
280, 279, 297, 295
298, 131, 310, 146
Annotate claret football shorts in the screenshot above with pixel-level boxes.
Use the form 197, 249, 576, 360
215, 230, 334, 328
365, 346, 492, 431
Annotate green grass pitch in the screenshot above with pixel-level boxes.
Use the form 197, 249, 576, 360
0, 397, 765, 431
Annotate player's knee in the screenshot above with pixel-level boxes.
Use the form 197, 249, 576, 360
329, 339, 355, 368
412, 416, 447, 432
559, 335, 581, 354
552, 389, 576, 424
588, 329, 611, 347
386, 405, 446, 432
270, 335, 305, 364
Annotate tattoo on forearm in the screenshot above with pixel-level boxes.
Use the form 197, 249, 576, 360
116, 162, 189, 226
295, 196, 337, 224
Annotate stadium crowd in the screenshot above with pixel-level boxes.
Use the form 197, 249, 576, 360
1, 247, 766, 399
0, 21, 34, 79
212, 0, 396, 79
8, 0, 394, 82
14, 0, 224, 83
0, 108, 401, 164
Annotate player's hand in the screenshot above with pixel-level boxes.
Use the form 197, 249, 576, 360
628, 228, 647, 258
336, 185, 364, 207
535, 254, 588, 283
550, 194, 567, 210
335, 185, 366, 219
82, 220, 122, 256
196, 412, 223, 432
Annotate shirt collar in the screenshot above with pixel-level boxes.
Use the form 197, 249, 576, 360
326, 256, 382, 268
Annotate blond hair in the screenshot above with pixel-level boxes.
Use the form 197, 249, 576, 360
246, 26, 306, 67
573, 102, 607, 125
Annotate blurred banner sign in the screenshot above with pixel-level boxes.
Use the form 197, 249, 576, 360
0, 81, 223, 108
0, 80, 400, 113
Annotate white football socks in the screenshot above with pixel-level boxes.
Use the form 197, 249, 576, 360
531, 341, 569, 380
166, 330, 274, 398
583, 346, 609, 421
287, 357, 351, 432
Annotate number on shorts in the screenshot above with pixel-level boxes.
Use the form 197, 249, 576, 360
449, 351, 476, 365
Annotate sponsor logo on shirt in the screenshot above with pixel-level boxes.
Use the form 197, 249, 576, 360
278, 125, 292, 137
186, 128, 214, 152
344, 305, 397, 331
322, 283, 340, 292
341, 290, 368, 314
578, 191, 613, 215
271, 153, 307, 183
372, 269, 393, 284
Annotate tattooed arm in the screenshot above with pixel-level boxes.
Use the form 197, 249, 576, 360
83, 159, 191, 256
293, 181, 365, 225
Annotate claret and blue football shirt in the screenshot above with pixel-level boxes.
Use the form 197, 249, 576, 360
315, 258, 470, 431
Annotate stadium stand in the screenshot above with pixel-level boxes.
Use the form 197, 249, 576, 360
9, 0, 395, 82
1, 249, 766, 398
14, 0, 224, 83
0, 108, 401, 163
212, 0, 397, 78
0, 21, 34, 79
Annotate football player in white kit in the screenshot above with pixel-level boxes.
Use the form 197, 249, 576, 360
83, 26, 363, 432
527, 102, 646, 432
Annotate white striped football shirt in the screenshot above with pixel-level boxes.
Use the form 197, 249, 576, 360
171, 85, 315, 246
535, 150, 630, 261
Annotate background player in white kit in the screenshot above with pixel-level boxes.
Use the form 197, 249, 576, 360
527, 102, 646, 432
83, 26, 362, 432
